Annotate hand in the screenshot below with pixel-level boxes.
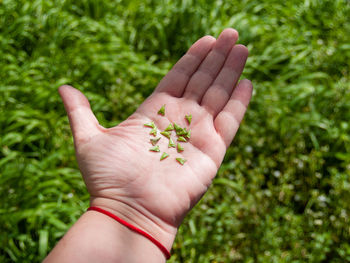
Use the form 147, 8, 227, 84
59, 28, 252, 249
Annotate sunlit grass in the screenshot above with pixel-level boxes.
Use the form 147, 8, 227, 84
1, 0, 350, 262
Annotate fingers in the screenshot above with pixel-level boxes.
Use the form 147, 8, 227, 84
214, 79, 253, 148
59, 85, 102, 145
153, 35, 216, 97
183, 28, 238, 102
200, 44, 249, 117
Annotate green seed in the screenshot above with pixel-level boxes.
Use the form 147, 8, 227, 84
176, 158, 187, 165
150, 128, 157, 137
177, 136, 187, 142
149, 145, 160, 152
150, 137, 161, 146
185, 129, 191, 139
177, 127, 188, 136
168, 138, 175, 148
160, 152, 169, 160
144, 121, 155, 128
177, 143, 184, 153
185, 114, 192, 125
176, 129, 185, 136
173, 123, 182, 133
160, 131, 171, 139
158, 105, 166, 116
164, 123, 174, 131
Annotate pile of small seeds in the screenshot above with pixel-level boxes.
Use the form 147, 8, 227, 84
144, 104, 191, 165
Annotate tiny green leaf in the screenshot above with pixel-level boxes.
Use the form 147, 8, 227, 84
144, 121, 155, 128
160, 131, 171, 139
160, 152, 169, 161
168, 138, 175, 148
150, 137, 161, 146
176, 158, 187, 165
177, 136, 187, 142
177, 143, 184, 153
150, 128, 157, 137
149, 145, 160, 152
158, 105, 166, 116
185, 114, 192, 125
164, 123, 174, 131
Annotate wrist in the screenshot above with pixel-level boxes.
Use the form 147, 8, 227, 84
90, 196, 177, 253
45, 209, 171, 263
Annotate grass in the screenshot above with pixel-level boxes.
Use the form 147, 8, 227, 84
1, 0, 350, 262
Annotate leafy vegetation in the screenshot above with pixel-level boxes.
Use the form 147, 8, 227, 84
1, 0, 350, 262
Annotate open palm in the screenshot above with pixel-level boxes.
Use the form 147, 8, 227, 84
59, 29, 252, 247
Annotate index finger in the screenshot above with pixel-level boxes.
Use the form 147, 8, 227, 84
153, 35, 216, 97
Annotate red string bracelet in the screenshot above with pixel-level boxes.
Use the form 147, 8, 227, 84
87, 206, 171, 260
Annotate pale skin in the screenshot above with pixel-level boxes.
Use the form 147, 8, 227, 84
44, 28, 253, 262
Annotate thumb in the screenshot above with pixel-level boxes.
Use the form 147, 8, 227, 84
59, 85, 103, 146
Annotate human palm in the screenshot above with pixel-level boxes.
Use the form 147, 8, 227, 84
59, 29, 252, 245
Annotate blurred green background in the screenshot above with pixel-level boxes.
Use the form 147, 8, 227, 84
1, 0, 350, 262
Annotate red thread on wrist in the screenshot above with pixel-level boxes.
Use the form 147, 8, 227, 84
87, 206, 171, 260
